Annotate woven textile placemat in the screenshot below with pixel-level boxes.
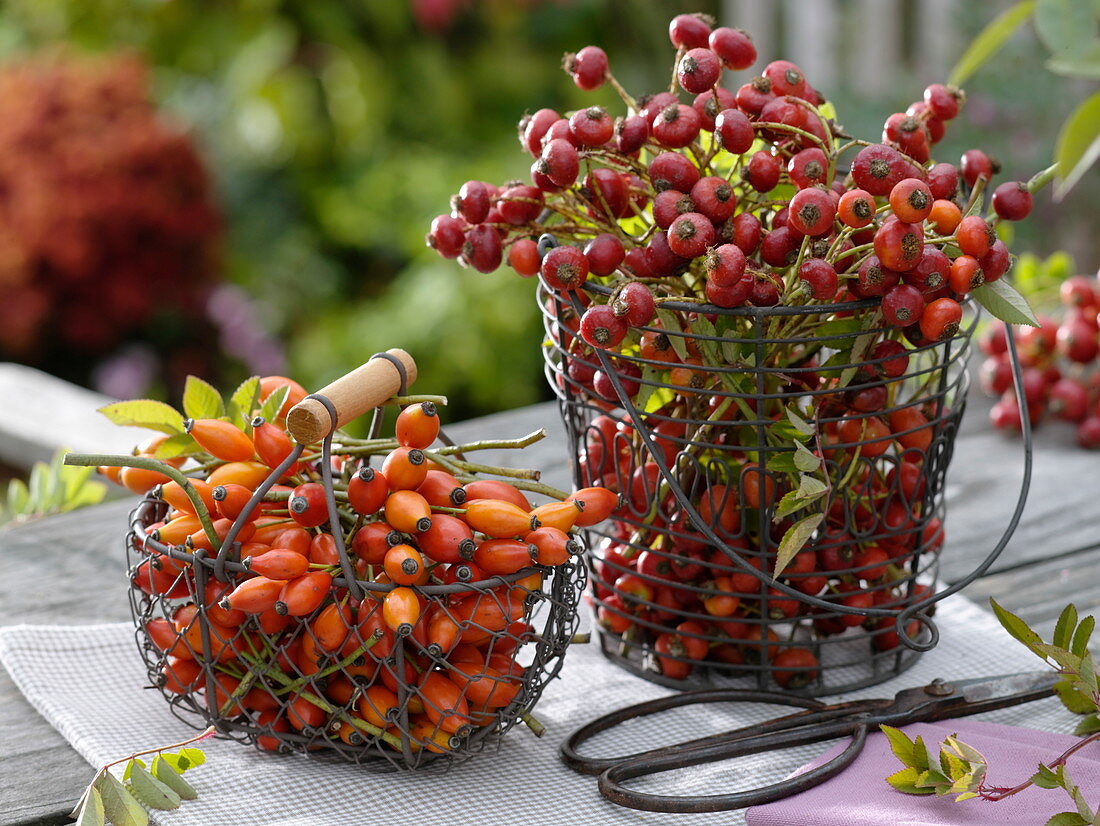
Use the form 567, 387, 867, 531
0, 596, 1077, 826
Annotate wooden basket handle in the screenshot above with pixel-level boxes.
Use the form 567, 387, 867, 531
286, 349, 417, 444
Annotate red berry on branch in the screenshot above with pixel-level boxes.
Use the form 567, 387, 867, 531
851, 143, 912, 196
692, 87, 737, 130
704, 244, 747, 286
735, 75, 775, 116
678, 47, 722, 95
564, 46, 609, 91
584, 233, 625, 276
667, 212, 716, 258
919, 297, 962, 341
948, 255, 984, 295
978, 240, 1011, 282
763, 59, 807, 97
991, 181, 1033, 221
507, 239, 540, 277
690, 175, 736, 221
881, 284, 925, 327
744, 150, 781, 193
956, 215, 994, 258
788, 187, 836, 236
714, 107, 754, 153
649, 151, 701, 193
652, 103, 702, 148
521, 108, 560, 156
497, 184, 543, 225
709, 27, 756, 70
459, 224, 502, 273
874, 218, 924, 271
427, 214, 466, 258
541, 245, 589, 291
926, 162, 959, 200
889, 178, 933, 223
611, 281, 656, 326
924, 83, 964, 121
580, 305, 628, 349
614, 114, 649, 154
960, 149, 998, 187
669, 13, 713, 49
569, 106, 615, 147
788, 147, 829, 189
837, 188, 876, 229
452, 180, 491, 224
798, 258, 839, 300
539, 138, 579, 187
731, 212, 762, 255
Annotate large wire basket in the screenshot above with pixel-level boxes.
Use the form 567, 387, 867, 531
540, 284, 1030, 695
127, 353, 586, 768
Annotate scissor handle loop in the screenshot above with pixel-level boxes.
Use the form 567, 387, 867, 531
597, 724, 867, 813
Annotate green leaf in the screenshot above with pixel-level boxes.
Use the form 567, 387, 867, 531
773, 486, 825, 520
1074, 713, 1100, 736
990, 598, 1046, 656
912, 735, 932, 771
1045, 813, 1090, 826
1072, 615, 1096, 657
74, 786, 105, 826
121, 758, 145, 782
633, 365, 660, 414
766, 452, 799, 474
655, 310, 689, 362
1047, 42, 1100, 77
1055, 679, 1097, 714
949, 1, 1037, 85
786, 406, 814, 436
886, 766, 930, 795
972, 280, 1040, 327
153, 433, 201, 460
177, 747, 206, 768
1034, 763, 1065, 789
94, 772, 148, 826
258, 385, 290, 423
127, 763, 181, 810
840, 331, 877, 388
227, 377, 261, 430
915, 768, 951, 789
943, 734, 987, 766
98, 400, 186, 435
798, 474, 827, 497
880, 725, 917, 766
152, 755, 197, 800
1035, 0, 1098, 59
774, 513, 824, 576
1055, 91, 1100, 199
182, 376, 224, 420
1055, 604, 1080, 650
793, 441, 821, 472
689, 315, 720, 364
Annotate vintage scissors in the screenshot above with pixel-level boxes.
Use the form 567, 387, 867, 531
561, 670, 1058, 813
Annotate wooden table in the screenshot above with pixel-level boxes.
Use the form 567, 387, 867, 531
2, 399, 1098, 826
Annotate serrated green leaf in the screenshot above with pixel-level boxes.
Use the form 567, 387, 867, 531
98, 400, 186, 435
74, 785, 105, 826
689, 315, 720, 364
1079, 652, 1098, 694
1072, 615, 1096, 658
774, 513, 823, 577
128, 763, 181, 810
1045, 813, 1090, 826
1074, 714, 1100, 736
655, 310, 690, 362
793, 441, 821, 472
258, 385, 290, 423
1035, 0, 1097, 59
1055, 679, 1097, 714
971, 280, 1039, 327
182, 376, 224, 420
177, 747, 206, 768
773, 488, 822, 520
153, 433, 201, 460
765, 452, 798, 474
1034, 763, 1065, 789
1055, 91, 1100, 199
948, 771, 978, 795
94, 772, 148, 826
121, 758, 145, 782
1074, 783, 1094, 820
991, 598, 1046, 656
227, 377, 261, 430
880, 725, 917, 766
915, 768, 951, 789
1055, 604, 1080, 650
152, 756, 197, 800
786, 407, 813, 436
943, 735, 987, 766
949, 2, 1037, 85
798, 474, 827, 497
912, 736, 932, 771
886, 766, 930, 795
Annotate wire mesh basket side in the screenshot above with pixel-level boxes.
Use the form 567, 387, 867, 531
539, 282, 974, 695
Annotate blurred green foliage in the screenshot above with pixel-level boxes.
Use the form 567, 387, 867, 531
0, 0, 1091, 420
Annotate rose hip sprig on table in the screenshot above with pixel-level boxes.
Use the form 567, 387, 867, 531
65, 373, 616, 757
980, 273, 1100, 448
427, 10, 1043, 356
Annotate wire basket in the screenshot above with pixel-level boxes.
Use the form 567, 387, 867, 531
541, 284, 1030, 695
126, 352, 586, 768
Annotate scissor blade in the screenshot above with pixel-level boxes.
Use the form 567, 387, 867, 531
955, 671, 1059, 704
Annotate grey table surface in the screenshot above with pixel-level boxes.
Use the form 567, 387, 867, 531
1, 398, 1097, 826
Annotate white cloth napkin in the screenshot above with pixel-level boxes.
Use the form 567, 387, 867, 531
0, 596, 1079, 826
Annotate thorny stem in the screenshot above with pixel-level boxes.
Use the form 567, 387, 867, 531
101, 726, 217, 772
979, 730, 1100, 801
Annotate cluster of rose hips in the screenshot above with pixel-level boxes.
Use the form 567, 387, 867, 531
980, 274, 1100, 448
90, 375, 613, 761
425, 12, 1038, 688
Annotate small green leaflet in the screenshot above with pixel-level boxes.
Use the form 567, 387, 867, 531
689, 315, 720, 364
94, 772, 148, 826
786, 406, 814, 436
153, 432, 200, 459
182, 376, 224, 420
948, 1, 1036, 86
73, 786, 105, 826
793, 441, 821, 472
881, 725, 918, 766
773, 513, 823, 576
1043, 813, 1090, 826
971, 280, 1040, 327
98, 400, 186, 435
258, 385, 291, 423
1033, 763, 1065, 790
128, 763, 181, 810
633, 365, 661, 414
990, 598, 1047, 656
1055, 91, 1100, 199
227, 376, 261, 431
152, 755, 197, 800
654, 309, 690, 361
886, 766, 930, 795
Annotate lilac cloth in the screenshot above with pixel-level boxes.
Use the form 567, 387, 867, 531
746, 719, 1100, 826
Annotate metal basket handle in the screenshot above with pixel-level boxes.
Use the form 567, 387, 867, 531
580, 299, 1032, 654
286, 348, 417, 444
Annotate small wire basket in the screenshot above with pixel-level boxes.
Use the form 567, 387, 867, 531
126, 352, 585, 768
540, 284, 1030, 695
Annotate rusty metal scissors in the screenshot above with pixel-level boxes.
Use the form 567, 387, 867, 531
560, 671, 1058, 813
